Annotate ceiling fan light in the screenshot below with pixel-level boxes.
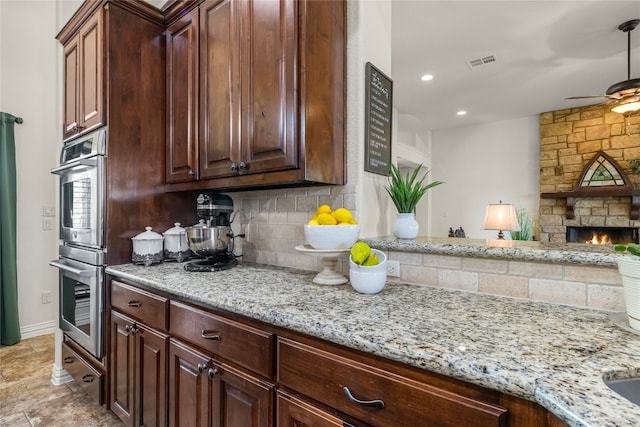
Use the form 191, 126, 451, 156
611, 99, 640, 114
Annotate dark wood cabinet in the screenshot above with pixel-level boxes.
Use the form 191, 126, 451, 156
277, 391, 370, 427
168, 337, 273, 427
110, 306, 169, 426
62, 338, 105, 405
62, 8, 104, 140
165, 0, 345, 191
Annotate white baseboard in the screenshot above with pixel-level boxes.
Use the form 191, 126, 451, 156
51, 363, 72, 385
21, 320, 57, 339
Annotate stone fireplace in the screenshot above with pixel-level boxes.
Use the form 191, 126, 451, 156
565, 225, 638, 245
538, 104, 640, 243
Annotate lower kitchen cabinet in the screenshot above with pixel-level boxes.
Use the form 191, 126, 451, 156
277, 391, 370, 427
110, 310, 169, 427
62, 338, 105, 405
168, 338, 273, 427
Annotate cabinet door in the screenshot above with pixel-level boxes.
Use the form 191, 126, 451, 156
78, 10, 103, 135
212, 362, 273, 427
277, 391, 367, 427
168, 338, 212, 427
62, 34, 80, 140
199, 0, 241, 179
239, 0, 298, 175
137, 321, 169, 427
166, 8, 200, 183
110, 311, 136, 426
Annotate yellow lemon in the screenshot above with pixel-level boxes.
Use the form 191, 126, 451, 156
317, 213, 337, 225
332, 208, 353, 224
307, 219, 319, 225
316, 204, 332, 215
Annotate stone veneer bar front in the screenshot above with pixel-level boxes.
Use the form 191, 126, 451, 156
363, 236, 626, 312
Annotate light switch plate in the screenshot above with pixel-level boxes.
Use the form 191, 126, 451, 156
43, 204, 56, 217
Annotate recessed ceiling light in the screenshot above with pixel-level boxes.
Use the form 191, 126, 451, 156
421, 74, 433, 81
457, 110, 467, 116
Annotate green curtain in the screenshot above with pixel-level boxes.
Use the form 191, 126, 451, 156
0, 112, 22, 346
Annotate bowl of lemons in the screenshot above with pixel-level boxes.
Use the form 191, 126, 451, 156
304, 205, 360, 250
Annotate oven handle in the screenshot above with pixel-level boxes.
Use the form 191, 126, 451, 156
51, 157, 98, 175
49, 259, 96, 277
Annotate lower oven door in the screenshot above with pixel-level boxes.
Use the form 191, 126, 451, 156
50, 256, 103, 360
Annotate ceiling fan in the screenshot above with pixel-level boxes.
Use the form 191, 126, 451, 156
566, 19, 640, 114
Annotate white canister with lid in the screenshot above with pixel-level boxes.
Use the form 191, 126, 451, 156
131, 226, 164, 266
163, 222, 190, 262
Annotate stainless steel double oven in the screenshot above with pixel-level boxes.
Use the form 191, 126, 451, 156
50, 127, 106, 360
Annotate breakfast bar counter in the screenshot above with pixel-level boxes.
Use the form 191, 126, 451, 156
106, 261, 640, 427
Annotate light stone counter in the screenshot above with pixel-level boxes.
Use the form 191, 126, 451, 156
106, 261, 640, 427
362, 236, 623, 267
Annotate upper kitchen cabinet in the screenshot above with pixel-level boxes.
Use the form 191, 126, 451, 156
62, 10, 104, 141
165, 0, 346, 191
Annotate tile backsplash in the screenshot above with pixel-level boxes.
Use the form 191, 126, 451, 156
230, 185, 357, 271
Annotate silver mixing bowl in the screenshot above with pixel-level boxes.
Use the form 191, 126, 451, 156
186, 226, 232, 257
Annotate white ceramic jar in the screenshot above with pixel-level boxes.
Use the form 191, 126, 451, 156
163, 223, 190, 262
131, 227, 164, 266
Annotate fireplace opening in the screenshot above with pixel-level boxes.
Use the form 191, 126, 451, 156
566, 226, 639, 245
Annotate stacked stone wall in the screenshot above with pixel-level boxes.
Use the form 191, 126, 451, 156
539, 105, 640, 242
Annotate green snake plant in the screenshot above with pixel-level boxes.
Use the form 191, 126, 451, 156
385, 163, 443, 213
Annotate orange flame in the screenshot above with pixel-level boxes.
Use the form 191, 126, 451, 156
585, 233, 612, 245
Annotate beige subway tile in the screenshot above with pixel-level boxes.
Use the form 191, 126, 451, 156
529, 279, 586, 306
268, 211, 288, 224
276, 252, 296, 268
276, 197, 295, 212
587, 285, 626, 312
254, 250, 276, 266
437, 269, 478, 292
462, 258, 507, 273
564, 265, 622, 285
389, 251, 422, 266
295, 196, 319, 213
288, 211, 308, 225
422, 254, 462, 269
400, 265, 438, 286
478, 273, 528, 298
508, 261, 563, 279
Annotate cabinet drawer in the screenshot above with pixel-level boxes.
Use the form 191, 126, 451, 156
277, 338, 507, 427
169, 301, 274, 378
111, 280, 168, 331
62, 341, 104, 405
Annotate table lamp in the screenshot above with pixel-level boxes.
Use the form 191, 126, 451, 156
482, 201, 520, 239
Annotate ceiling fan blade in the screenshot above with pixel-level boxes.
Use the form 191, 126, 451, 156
565, 95, 608, 100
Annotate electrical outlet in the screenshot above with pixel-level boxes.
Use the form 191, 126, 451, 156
42, 218, 54, 230
42, 291, 52, 304
387, 260, 400, 277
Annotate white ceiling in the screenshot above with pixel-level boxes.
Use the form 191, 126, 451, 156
392, 1, 640, 132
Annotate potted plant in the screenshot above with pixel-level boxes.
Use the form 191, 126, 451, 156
614, 243, 640, 330
385, 163, 443, 239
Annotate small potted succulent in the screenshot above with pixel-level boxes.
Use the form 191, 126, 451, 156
385, 163, 443, 239
615, 243, 640, 330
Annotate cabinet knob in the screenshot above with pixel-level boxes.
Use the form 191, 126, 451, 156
197, 363, 207, 374
230, 163, 238, 171
201, 330, 221, 341
82, 374, 95, 383
63, 356, 74, 364
188, 169, 195, 177
207, 368, 219, 379
342, 386, 385, 408
127, 300, 142, 308
238, 161, 247, 170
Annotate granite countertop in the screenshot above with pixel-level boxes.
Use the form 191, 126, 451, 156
106, 261, 640, 427
362, 236, 624, 267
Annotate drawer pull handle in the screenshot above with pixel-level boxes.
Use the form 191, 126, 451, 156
82, 374, 95, 383
127, 300, 142, 308
198, 363, 207, 374
201, 330, 221, 341
342, 386, 385, 408
63, 356, 74, 364
208, 368, 219, 379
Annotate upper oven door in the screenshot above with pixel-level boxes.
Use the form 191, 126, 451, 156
52, 155, 105, 248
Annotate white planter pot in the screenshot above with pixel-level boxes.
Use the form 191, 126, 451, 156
617, 256, 640, 330
392, 213, 419, 239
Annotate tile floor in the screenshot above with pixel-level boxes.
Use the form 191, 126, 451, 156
0, 334, 123, 426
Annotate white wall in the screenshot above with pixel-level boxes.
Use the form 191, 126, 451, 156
0, 0, 60, 337
430, 116, 540, 239
349, 0, 394, 238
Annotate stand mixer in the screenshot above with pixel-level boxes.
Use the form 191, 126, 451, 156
184, 193, 238, 272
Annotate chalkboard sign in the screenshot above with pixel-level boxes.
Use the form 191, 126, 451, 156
364, 62, 393, 176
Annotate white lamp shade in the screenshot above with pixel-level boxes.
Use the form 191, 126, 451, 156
482, 203, 520, 232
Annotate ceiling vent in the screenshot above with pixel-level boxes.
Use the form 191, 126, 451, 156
466, 54, 498, 70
